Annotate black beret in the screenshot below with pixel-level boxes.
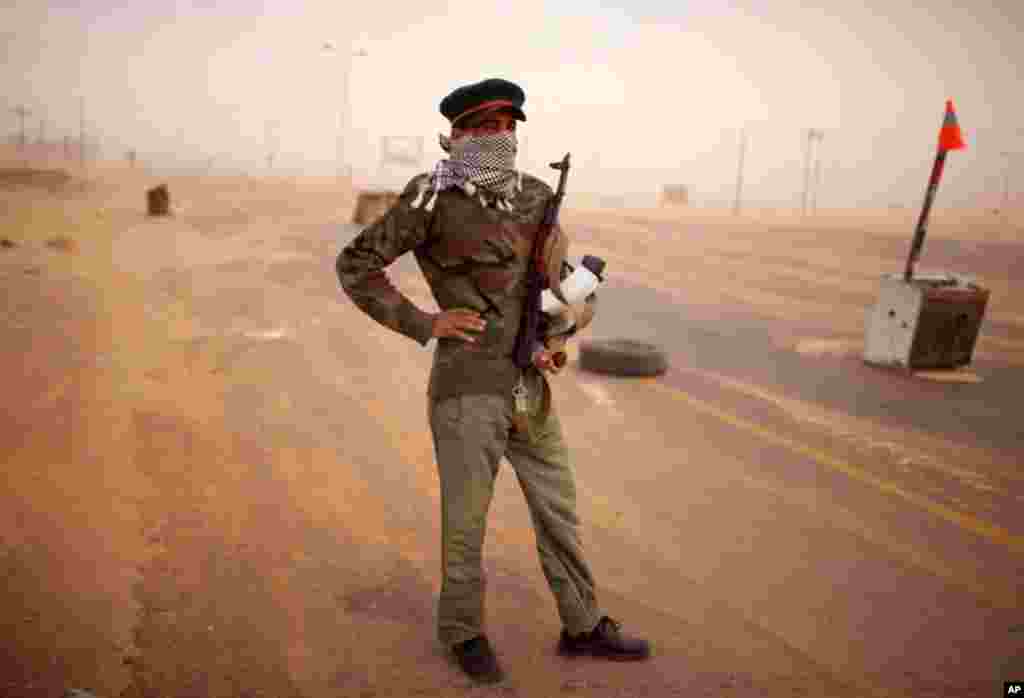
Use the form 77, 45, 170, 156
440, 78, 527, 127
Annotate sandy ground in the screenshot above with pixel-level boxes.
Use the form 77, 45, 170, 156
1, 161, 1021, 698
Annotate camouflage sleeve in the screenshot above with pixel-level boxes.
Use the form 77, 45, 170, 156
336, 174, 436, 346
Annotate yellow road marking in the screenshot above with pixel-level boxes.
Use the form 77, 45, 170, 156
642, 377, 1024, 555
733, 472, 1018, 610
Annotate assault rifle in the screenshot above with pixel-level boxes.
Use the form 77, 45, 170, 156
513, 153, 571, 370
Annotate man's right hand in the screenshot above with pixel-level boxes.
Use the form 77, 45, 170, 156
431, 308, 487, 343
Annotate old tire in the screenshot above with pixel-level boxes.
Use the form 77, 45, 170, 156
578, 339, 669, 377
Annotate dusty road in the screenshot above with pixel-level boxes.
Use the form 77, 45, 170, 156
1, 168, 1021, 697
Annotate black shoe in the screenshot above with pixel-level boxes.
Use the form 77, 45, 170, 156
558, 616, 651, 661
451, 635, 505, 684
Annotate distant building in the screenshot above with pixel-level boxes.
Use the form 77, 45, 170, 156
1, 139, 94, 164
660, 184, 689, 206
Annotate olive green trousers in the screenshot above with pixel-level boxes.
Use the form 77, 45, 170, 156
427, 374, 602, 647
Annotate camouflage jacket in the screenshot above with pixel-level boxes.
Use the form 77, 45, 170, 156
336, 172, 596, 403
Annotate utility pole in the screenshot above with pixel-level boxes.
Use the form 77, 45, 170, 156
1000, 152, 1020, 222
811, 146, 823, 214
264, 119, 279, 173
1001, 153, 1010, 213
324, 42, 368, 179
79, 96, 86, 170
801, 129, 812, 215
801, 128, 824, 217
12, 106, 31, 163
176, 125, 186, 171
342, 47, 368, 180
732, 127, 747, 216
588, 151, 601, 200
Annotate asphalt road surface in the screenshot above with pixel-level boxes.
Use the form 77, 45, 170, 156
1, 190, 1021, 698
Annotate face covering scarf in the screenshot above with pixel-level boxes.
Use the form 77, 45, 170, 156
410, 130, 524, 213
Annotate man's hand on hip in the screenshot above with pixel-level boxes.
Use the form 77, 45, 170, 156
432, 308, 487, 343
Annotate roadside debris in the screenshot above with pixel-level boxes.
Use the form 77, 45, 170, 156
46, 235, 78, 253
147, 184, 171, 216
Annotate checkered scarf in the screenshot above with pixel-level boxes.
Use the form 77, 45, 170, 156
411, 131, 523, 212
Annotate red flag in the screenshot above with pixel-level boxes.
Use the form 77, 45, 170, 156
938, 99, 966, 151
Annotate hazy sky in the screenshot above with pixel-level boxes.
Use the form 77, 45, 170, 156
3, 0, 1022, 206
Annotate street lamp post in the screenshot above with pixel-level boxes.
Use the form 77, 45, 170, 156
801, 128, 824, 217
79, 96, 86, 171
732, 126, 747, 216
1000, 152, 1010, 216
12, 106, 31, 165
998, 151, 1024, 226
265, 119, 280, 173
811, 148, 823, 214
323, 42, 367, 180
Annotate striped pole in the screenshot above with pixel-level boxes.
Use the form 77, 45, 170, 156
903, 100, 965, 282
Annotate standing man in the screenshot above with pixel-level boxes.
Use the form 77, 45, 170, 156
336, 78, 650, 684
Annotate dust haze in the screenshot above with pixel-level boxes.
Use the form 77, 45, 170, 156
2, 3, 1024, 697
4, 0, 1022, 207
